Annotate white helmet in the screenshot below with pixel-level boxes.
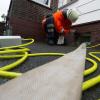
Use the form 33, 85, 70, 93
67, 9, 79, 23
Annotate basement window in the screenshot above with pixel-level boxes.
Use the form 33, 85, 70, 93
79, 32, 91, 44
31, 0, 51, 7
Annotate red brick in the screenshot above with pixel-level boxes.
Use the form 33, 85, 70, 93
8, 0, 58, 41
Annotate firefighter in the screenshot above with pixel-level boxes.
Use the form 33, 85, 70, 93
42, 9, 79, 45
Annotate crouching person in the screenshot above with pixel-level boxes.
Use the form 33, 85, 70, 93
42, 9, 79, 45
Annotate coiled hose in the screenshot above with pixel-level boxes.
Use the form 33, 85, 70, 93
0, 38, 100, 91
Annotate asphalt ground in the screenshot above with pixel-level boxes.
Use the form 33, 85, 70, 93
0, 42, 100, 100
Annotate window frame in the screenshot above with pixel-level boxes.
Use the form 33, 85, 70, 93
31, 0, 51, 8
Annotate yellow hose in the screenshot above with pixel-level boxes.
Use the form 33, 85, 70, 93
0, 38, 34, 50
0, 53, 65, 59
0, 70, 22, 78
0, 38, 65, 78
0, 39, 34, 78
0, 38, 100, 92
87, 44, 100, 49
82, 75, 100, 91
82, 51, 100, 91
84, 57, 97, 76
89, 52, 100, 62
0, 52, 28, 71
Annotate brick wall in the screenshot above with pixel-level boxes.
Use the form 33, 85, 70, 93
0, 22, 5, 35
8, 0, 58, 41
72, 21, 100, 43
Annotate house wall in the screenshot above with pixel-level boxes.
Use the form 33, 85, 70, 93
8, 0, 58, 41
0, 22, 5, 35
72, 21, 100, 43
